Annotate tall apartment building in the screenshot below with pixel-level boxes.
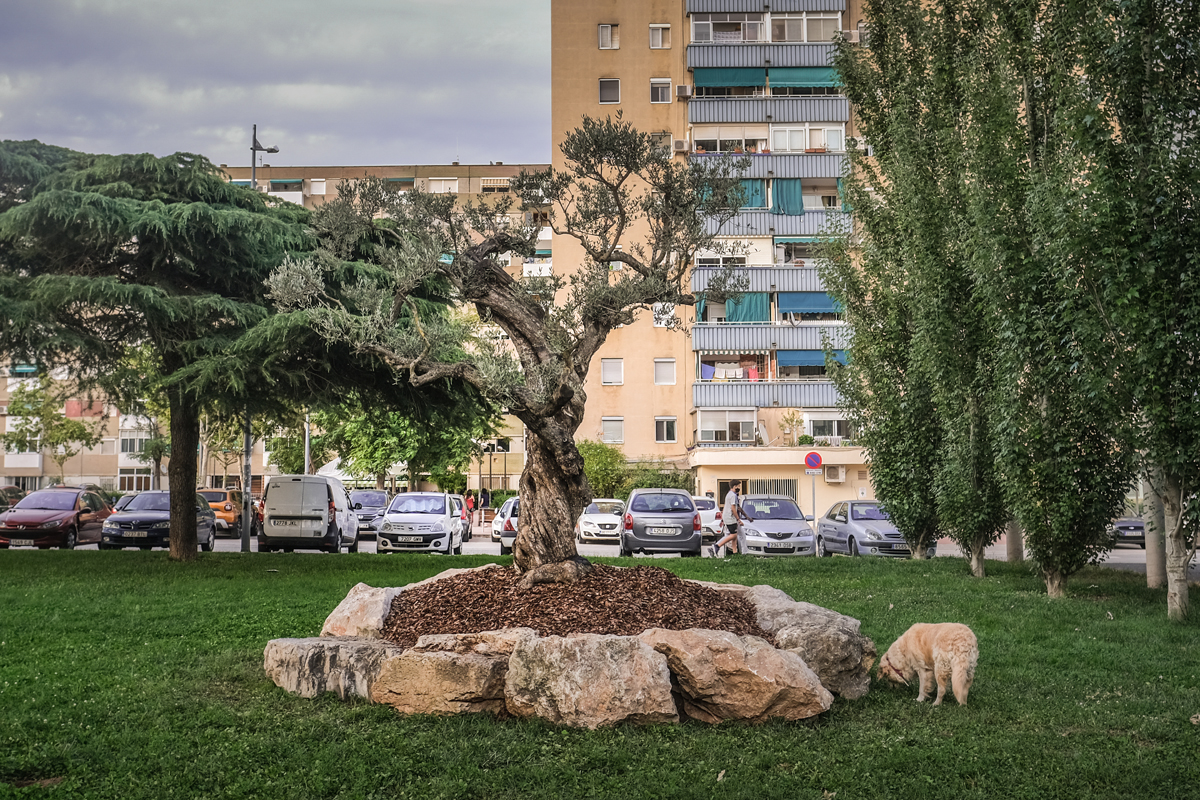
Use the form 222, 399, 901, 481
552, 0, 873, 515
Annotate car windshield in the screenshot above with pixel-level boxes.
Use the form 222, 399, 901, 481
351, 491, 387, 507
742, 499, 803, 520
114, 495, 136, 510
851, 504, 890, 521
13, 491, 77, 511
126, 493, 171, 512
198, 491, 227, 502
388, 496, 445, 515
510, 500, 520, 518
585, 501, 624, 515
692, 499, 716, 510
630, 493, 693, 513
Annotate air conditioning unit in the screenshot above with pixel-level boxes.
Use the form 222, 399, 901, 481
0, 405, 7, 415
841, 29, 860, 43
676, 85, 693, 98
673, 139, 688, 152
825, 465, 846, 483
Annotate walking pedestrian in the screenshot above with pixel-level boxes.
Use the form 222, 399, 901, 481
712, 482, 745, 557
479, 487, 490, 526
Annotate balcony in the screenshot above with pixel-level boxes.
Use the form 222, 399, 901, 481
693, 322, 849, 351
689, 96, 850, 125
4, 452, 42, 470
693, 380, 841, 409
690, 152, 846, 180
692, 265, 827, 293
522, 260, 553, 278
704, 209, 850, 237
687, 41, 838, 69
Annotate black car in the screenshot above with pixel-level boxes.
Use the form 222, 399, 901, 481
99, 491, 216, 551
1108, 517, 1145, 548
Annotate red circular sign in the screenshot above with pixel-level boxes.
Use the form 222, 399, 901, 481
805, 451, 823, 469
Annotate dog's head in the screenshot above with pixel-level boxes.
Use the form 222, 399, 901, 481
877, 651, 909, 685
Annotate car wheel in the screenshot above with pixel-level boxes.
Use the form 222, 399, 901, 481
348, 536, 359, 554
500, 543, 512, 556
453, 542, 463, 555
619, 540, 632, 557
681, 548, 701, 558
848, 537, 859, 557
816, 536, 829, 557
62, 527, 77, 550
201, 527, 214, 552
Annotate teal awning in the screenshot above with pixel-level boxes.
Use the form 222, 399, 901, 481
779, 292, 841, 313
694, 68, 767, 87
10, 363, 37, 374
740, 179, 766, 209
534, 249, 552, 256
269, 179, 302, 184
774, 236, 821, 244
386, 177, 415, 183
229, 180, 252, 186
777, 349, 848, 367
768, 67, 839, 88
725, 292, 770, 322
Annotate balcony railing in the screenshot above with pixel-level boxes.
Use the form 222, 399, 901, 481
693, 322, 849, 351
691, 265, 828, 292
693, 380, 841, 409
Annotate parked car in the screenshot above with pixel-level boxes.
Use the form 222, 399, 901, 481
619, 489, 702, 558
816, 501, 933, 558
258, 474, 357, 553
691, 496, 723, 543
113, 493, 139, 511
1107, 517, 1146, 548
100, 490, 216, 551
575, 498, 624, 544
0, 485, 113, 549
349, 489, 389, 540
735, 494, 816, 556
494, 497, 519, 555
198, 488, 245, 537
376, 492, 464, 555
448, 493, 472, 542
1, 485, 27, 508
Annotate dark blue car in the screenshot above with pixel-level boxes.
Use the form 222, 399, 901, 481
99, 490, 216, 551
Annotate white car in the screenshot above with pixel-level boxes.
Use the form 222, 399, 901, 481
692, 495, 724, 543
259, 474, 358, 553
493, 497, 519, 555
377, 492, 464, 555
575, 498, 624, 544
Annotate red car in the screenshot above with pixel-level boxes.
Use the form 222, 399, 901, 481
0, 486, 113, 549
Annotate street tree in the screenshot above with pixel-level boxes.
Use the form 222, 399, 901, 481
577, 439, 628, 500
268, 116, 747, 579
0, 376, 101, 483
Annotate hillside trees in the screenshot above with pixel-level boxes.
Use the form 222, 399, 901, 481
269, 116, 747, 579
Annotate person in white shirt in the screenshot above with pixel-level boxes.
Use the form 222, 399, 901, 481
712, 482, 747, 556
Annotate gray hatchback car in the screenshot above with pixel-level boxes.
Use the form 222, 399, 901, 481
816, 500, 935, 558
619, 488, 702, 557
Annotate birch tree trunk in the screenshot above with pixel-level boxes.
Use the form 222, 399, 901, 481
1143, 476, 1167, 590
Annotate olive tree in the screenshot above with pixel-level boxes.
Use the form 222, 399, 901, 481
269, 116, 746, 580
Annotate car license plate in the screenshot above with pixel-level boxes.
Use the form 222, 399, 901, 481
9, 538, 33, 546
273, 520, 300, 527
397, 536, 423, 543
765, 545, 793, 552
122, 531, 148, 538
893, 544, 909, 551
649, 527, 675, 536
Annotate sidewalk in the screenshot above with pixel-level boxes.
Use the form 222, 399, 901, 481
935, 534, 1200, 581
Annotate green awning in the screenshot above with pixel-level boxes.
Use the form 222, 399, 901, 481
386, 177, 415, 183
693, 68, 767, 87
229, 180, 252, 186
773, 236, 822, 244
777, 349, 848, 367
768, 67, 840, 88
269, 179, 302, 184
779, 292, 842, 313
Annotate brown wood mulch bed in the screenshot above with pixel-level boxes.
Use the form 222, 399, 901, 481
380, 563, 773, 649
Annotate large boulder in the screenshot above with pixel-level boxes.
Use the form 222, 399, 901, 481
264, 636, 404, 699
320, 565, 503, 639
505, 633, 678, 729
370, 628, 537, 716
742, 585, 877, 699
639, 628, 832, 723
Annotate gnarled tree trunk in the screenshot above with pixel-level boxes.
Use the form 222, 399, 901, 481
167, 387, 200, 562
513, 418, 589, 574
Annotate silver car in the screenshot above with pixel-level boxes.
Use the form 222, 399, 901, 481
691, 496, 723, 543
575, 498, 624, 544
735, 494, 815, 556
816, 501, 934, 558
377, 492, 463, 555
618, 488, 702, 557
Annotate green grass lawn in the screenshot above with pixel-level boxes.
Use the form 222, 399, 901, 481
1, 552, 1197, 800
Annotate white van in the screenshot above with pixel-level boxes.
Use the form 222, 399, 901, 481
258, 475, 358, 553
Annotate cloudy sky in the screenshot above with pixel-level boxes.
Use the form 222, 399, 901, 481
0, 0, 551, 167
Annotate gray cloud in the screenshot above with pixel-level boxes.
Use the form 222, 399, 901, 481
0, 0, 551, 166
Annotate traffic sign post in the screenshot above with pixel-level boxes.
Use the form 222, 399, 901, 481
804, 452, 823, 519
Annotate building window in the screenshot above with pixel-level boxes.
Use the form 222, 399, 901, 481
656, 417, 677, 443
118, 468, 151, 492
698, 409, 756, 443
654, 358, 676, 385
427, 178, 459, 194
652, 302, 675, 327
649, 24, 671, 49
650, 78, 672, 104
481, 178, 510, 193
692, 13, 764, 43
601, 417, 624, 443
770, 12, 841, 43
691, 126, 769, 155
650, 131, 673, 152
811, 419, 852, 438
120, 433, 148, 454
599, 79, 621, 104
598, 24, 619, 49
601, 358, 624, 385
771, 125, 846, 153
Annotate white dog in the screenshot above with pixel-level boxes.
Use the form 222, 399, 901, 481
878, 623, 978, 706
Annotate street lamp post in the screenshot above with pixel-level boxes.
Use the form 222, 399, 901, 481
243, 125, 279, 553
